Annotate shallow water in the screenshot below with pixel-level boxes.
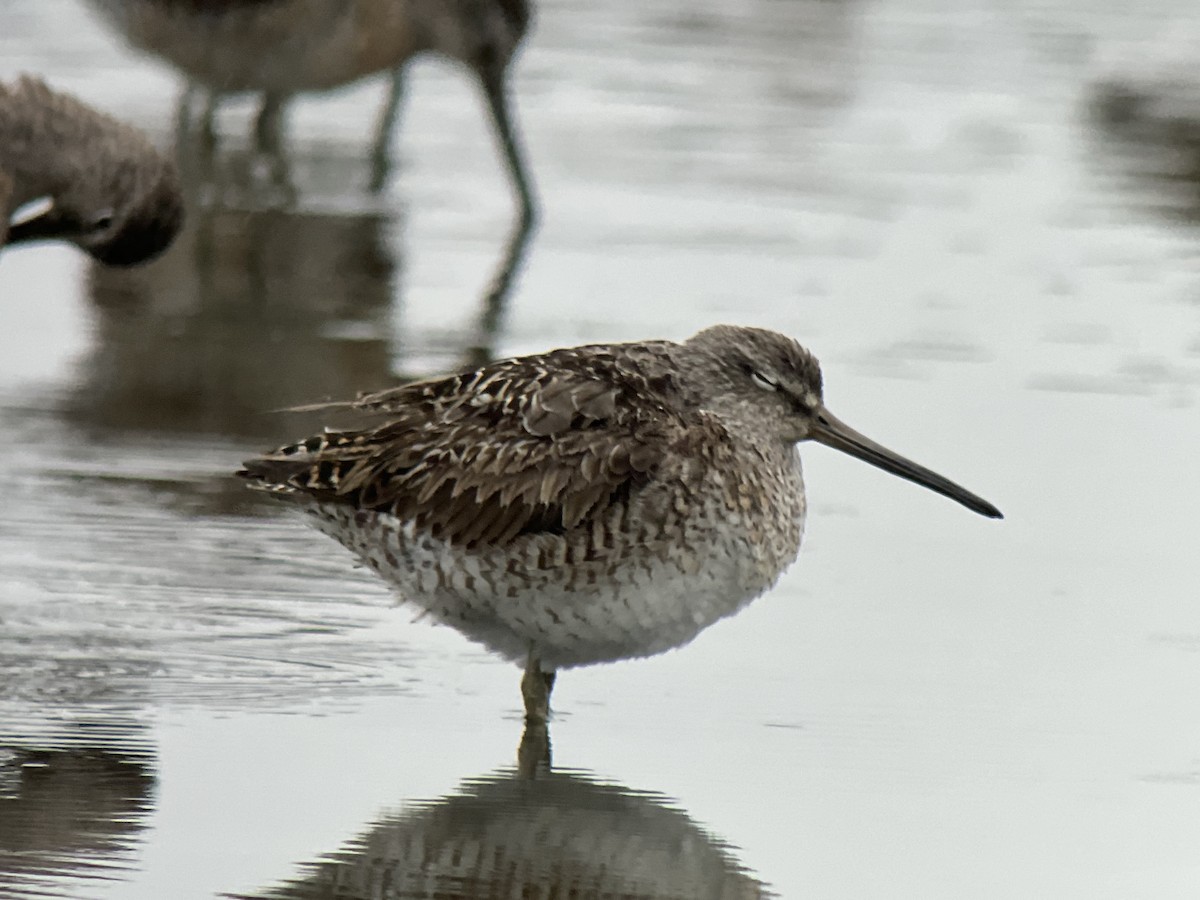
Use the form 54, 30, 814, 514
2, 0, 1200, 897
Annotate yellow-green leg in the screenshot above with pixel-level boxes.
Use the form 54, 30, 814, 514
520, 650, 555, 723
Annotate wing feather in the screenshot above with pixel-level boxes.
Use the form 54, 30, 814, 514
239, 343, 693, 548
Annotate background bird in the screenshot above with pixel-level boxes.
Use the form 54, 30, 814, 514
86, 0, 536, 218
1, 75, 182, 266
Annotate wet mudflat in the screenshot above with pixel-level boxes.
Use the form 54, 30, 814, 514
2, 0, 1200, 897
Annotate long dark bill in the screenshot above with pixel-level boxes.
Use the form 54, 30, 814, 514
4, 204, 71, 245
810, 406, 1003, 519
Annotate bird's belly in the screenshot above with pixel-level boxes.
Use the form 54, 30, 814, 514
105, 2, 420, 93
304, 502, 802, 670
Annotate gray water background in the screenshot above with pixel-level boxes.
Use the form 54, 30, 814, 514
2, 0, 1199, 896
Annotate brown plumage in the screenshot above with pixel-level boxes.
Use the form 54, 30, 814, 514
0, 75, 182, 265
239, 325, 1001, 720
242, 341, 686, 548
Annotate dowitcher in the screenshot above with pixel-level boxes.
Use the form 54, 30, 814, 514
0, 76, 182, 266
87, 0, 536, 219
239, 326, 1002, 720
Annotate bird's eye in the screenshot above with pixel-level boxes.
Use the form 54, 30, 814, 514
88, 210, 115, 233
749, 370, 778, 391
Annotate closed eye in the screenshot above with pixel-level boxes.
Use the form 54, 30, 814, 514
749, 370, 778, 391
88, 210, 115, 233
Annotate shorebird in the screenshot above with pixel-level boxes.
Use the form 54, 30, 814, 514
87, 0, 536, 220
239, 326, 1002, 720
0, 76, 182, 265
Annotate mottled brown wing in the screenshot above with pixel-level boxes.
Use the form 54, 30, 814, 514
240, 344, 690, 548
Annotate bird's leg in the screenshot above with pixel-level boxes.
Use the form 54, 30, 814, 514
471, 66, 538, 339
254, 91, 288, 156
477, 65, 537, 235
252, 92, 295, 198
470, 201, 535, 357
172, 83, 216, 191
521, 650, 555, 723
175, 82, 198, 143
198, 87, 219, 155
368, 66, 407, 193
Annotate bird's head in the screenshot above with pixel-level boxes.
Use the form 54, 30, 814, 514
5, 151, 182, 267
681, 325, 1002, 519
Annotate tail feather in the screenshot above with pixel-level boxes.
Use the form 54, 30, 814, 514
238, 429, 368, 498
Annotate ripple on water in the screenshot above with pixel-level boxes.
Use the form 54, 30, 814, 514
0, 404, 422, 715
0, 711, 155, 900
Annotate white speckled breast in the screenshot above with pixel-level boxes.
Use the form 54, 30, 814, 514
301, 449, 805, 670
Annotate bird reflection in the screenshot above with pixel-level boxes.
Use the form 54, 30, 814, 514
73, 192, 525, 440
0, 725, 155, 899
1089, 64, 1200, 222
228, 723, 771, 900
74, 197, 396, 439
